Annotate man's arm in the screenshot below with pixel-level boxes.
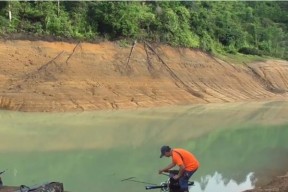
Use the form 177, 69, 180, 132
173, 164, 185, 179
158, 162, 176, 174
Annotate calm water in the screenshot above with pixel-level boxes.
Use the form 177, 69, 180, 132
1, 101, 288, 192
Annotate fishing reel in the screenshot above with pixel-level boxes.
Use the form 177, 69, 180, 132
145, 170, 179, 192
159, 180, 169, 192
145, 177, 181, 192
121, 170, 194, 192
145, 170, 194, 192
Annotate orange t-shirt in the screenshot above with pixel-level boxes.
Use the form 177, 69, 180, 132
172, 148, 199, 171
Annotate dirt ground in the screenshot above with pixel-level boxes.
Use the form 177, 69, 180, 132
0, 40, 288, 112
0, 40, 288, 191
245, 172, 288, 192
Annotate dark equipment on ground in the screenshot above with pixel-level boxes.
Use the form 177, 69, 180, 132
0, 170, 64, 192
145, 170, 194, 192
121, 170, 194, 192
15, 182, 64, 192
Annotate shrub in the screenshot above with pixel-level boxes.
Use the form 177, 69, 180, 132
238, 47, 263, 56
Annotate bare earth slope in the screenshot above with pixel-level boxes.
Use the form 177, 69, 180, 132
0, 40, 288, 112
245, 172, 288, 192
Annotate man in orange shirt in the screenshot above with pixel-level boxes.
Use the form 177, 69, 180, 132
158, 145, 199, 192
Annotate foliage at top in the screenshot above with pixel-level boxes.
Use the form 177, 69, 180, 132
0, 1, 287, 59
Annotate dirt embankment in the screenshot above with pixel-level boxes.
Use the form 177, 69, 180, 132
245, 172, 288, 192
0, 40, 288, 112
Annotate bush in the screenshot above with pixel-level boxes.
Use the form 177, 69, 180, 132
238, 47, 263, 56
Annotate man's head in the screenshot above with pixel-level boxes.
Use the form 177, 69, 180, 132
160, 145, 171, 158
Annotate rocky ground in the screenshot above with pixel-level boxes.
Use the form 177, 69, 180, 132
245, 172, 288, 192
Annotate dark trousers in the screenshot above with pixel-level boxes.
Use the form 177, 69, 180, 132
179, 169, 197, 191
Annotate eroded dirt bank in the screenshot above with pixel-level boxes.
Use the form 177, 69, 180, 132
245, 172, 288, 192
0, 40, 288, 112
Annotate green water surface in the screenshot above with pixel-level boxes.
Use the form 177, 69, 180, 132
1, 101, 288, 192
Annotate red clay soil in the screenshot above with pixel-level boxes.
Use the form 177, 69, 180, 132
0, 40, 287, 112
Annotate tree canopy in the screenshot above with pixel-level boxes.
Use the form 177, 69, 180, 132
0, 1, 287, 59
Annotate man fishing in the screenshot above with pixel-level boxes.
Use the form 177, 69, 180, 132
158, 146, 200, 192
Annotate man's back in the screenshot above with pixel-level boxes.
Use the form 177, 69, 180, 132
172, 148, 199, 171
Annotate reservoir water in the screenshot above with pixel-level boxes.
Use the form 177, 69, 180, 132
1, 101, 288, 192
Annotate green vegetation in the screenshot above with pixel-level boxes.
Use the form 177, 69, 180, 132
216, 53, 269, 65
0, 1, 287, 59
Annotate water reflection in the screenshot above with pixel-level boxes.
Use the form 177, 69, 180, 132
193, 172, 255, 192
1, 101, 288, 192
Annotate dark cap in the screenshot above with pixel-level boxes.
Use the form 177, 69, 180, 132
160, 145, 171, 158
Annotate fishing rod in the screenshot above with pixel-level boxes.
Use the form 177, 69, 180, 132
161, 173, 170, 177
145, 170, 194, 192
121, 177, 157, 185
